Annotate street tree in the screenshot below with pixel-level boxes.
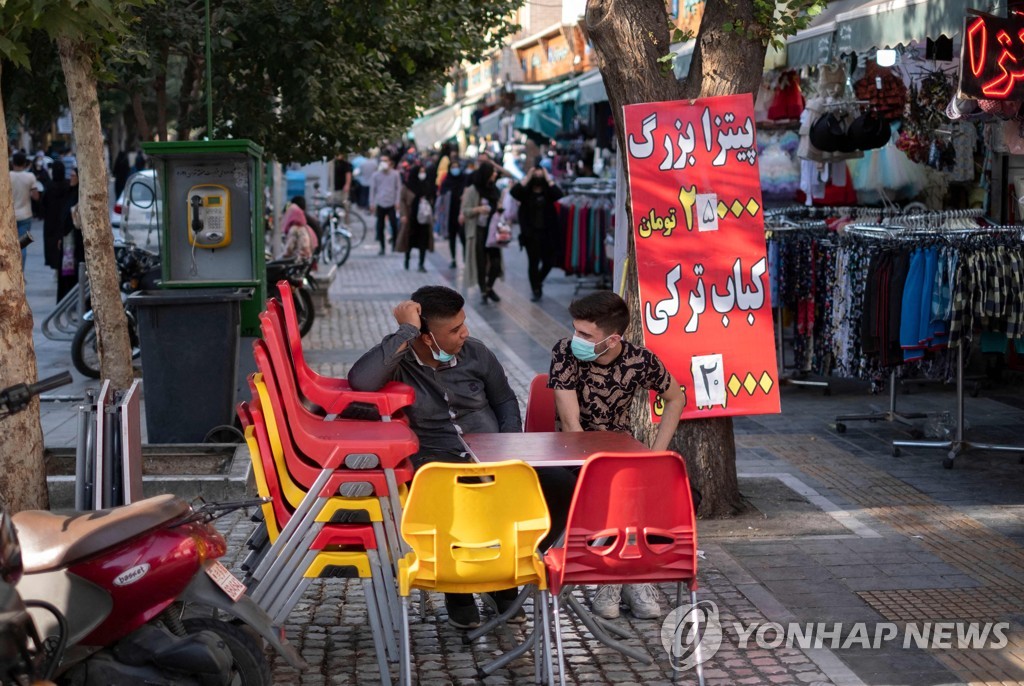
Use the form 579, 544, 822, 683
586, 0, 826, 517
0, 0, 50, 512
48, 0, 143, 392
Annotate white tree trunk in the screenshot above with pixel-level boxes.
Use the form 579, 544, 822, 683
57, 35, 134, 391
0, 63, 50, 512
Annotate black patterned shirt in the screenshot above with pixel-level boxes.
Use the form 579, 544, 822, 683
547, 338, 672, 434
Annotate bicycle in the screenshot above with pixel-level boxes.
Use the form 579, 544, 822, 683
310, 185, 369, 249
315, 207, 353, 267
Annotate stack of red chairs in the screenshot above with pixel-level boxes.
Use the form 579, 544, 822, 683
238, 281, 418, 686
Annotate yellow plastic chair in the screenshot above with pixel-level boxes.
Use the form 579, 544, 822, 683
243, 425, 394, 684
397, 460, 554, 686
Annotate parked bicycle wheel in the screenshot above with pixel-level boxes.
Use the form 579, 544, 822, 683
71, 320, 101, 379
329, 227, 352, 267
344, 209, 369, 248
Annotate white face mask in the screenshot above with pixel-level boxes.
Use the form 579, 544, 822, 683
378, 161, 389, 171
418, 172, 427, 181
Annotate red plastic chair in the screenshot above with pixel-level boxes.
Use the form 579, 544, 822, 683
244, 369, 414, 496
274, 282, 417, 419
524, 374, 556, 433
262, 300, 414, 419
543, 451, 700, 683
252, 339, 418, 472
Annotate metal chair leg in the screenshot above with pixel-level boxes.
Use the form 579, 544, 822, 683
364, 579, 392, 686
399, 595, 411, 686
691, 590, 704, 686
533, 595, 542, 685
552, 593, 565, 686
539, 590, 554, 686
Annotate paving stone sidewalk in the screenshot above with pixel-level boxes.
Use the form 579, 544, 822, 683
28, 225, 1024, 685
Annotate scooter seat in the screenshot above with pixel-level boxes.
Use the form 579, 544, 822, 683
13, 495, 192, 574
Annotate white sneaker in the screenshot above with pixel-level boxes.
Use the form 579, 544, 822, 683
623, 583, 664, 619
590, 585, 622, 619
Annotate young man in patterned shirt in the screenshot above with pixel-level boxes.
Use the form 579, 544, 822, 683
548, 290, 685, 619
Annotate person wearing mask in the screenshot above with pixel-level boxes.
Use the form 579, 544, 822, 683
459, 160, 503, 304
439, 160, 467, 269
510, 166, 563, 302
347, 285, 576, 629
369, 156, 401, 255
548, 291, 686, 621
397, 164, 435, 273
10, 152, 41, 269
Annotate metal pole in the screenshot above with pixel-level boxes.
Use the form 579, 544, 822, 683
204, 0, 214, 138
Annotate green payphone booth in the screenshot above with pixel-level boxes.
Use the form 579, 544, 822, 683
131, 140, 266, 443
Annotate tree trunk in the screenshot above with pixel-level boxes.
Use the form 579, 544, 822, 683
587, 0, 768, 518
131, 90, 152, 143
155, 45, 169, 142
0, 64, 50, 513
58, 35, 135, 392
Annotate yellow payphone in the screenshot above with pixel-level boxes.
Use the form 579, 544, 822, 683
187, 184, 232, 248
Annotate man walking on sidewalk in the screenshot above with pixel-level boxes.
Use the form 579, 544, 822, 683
10, 151, 41, 269
369, 155, 401, 255
548, 290, 686, 620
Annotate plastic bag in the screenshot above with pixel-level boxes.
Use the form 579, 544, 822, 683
416, 197, 432, 224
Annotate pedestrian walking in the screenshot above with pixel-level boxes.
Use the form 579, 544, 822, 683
113, 150, 131, 199
397, 164, 435, 273
41, 160, 81, 301
439, 160, 467, 268
369, 156, 401, 255
460, 160, 503, 304
510, 166, 563, 301
10, 151, 41, 269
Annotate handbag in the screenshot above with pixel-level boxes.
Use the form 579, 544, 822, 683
61, 230, 76, 276
485, 211, 512, 248
416, 197, 432, 224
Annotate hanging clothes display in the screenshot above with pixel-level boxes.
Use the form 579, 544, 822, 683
553, 186, 615, 277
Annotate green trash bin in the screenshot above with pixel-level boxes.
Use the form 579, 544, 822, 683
128, 288, 253, 443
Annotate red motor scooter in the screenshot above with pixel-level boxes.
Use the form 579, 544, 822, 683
1, 373, 305, 685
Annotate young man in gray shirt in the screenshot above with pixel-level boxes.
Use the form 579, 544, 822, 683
348, 285, 574, 629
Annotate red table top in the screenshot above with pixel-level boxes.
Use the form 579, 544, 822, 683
463, 431, 650, 467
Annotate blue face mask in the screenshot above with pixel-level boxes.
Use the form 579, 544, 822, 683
450, 168, 462, 176
429, 332, 455, 364
570, 334, 612, 362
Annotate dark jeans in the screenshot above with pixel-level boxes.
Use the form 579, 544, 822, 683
411, 452, 576, 606
448, 222, 465, 262
474, 225, 501, 291
375, 206, 398, 250
404, 247, 426, 269
524, 241, 553, 293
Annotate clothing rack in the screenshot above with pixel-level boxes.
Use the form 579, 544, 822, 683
892, 343, 1024, 468
841, 222, 1024, 465
765, 223, 832, 393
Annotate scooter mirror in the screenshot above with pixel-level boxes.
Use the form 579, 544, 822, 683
0, 510, 23, 585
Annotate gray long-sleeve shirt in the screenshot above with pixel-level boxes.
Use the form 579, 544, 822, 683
348, 323, 522, 461
369, 169, 402, 209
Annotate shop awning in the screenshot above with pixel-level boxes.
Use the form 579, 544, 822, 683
832, 0, 996, 55
477, 107, 505, 138
784, 0, 863, 68
410, 104, 461, 149
784, 0, 1003, 67
673, 41, 695, 80
514, 102, 563, 139
578, 70, 607, 106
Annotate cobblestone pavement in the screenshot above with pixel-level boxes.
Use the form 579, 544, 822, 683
29, 220, 1024, 685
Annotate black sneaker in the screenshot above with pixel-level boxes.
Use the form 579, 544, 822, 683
444, 597, 481, 629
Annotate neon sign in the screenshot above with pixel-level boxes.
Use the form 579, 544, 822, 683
960, 12, 1024, 100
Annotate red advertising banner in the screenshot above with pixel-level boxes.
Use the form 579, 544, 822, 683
622, 93, 781, 421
